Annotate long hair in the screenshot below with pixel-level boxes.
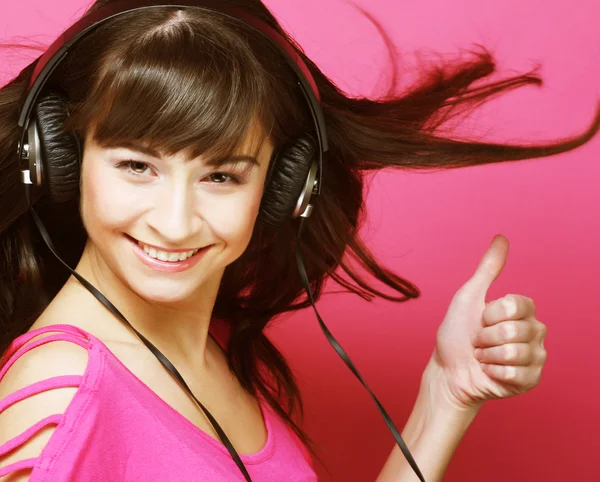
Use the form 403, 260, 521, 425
1, 0, 598, 459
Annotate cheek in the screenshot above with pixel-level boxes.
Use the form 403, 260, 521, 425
202, 186, 263, 247
80, 161, 143, 233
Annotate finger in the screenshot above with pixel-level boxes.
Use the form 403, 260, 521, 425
474, 343, 534, 366
464, 235, 509, 297
472, 320, 537, 347
480, 363, 543, 389
483, 294, 536, 326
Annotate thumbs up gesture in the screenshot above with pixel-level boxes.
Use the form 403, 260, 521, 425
427, 235, 548, 411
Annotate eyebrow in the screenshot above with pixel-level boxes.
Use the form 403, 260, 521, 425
110, 141, 261, 167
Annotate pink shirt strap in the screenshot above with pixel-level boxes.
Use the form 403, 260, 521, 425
0, 457, 38, 477
1, 324, 89, 355
0, 324, 89, 364
0, 332, 89, 379
0, 325, 91, 476
0, 375, 83, 414
0, 414, 62, 457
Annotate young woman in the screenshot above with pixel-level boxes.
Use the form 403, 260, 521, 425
0, 1, 597, 481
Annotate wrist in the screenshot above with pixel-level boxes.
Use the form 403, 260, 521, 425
376, 357, 483, 482
419, 354, 483, 425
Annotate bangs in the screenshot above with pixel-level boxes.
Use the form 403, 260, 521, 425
69, 9, 272, 160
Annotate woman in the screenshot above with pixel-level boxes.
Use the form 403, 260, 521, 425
0, 0, 597, 480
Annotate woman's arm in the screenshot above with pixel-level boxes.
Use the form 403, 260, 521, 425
376, 236, 547, 481
375, 358, 482, 482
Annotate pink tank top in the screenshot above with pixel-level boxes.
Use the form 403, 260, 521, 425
0, 322, 317, 481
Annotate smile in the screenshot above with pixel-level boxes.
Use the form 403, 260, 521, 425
126, 236, 209, 273
138, 241, 200, 262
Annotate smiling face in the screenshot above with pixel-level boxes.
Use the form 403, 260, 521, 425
79, 124, 274, 304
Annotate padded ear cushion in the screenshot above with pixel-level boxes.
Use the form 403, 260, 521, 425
34, 91, 80, 202
259, 132, 317, 227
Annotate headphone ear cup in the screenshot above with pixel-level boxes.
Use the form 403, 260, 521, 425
33, 91, 80, 202
259, 133, 318, 227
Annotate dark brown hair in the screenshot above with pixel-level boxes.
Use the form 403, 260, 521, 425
1, 0, 598, 461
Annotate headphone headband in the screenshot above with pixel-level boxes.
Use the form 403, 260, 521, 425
18, 1, 328, 196
13, 6, 426, 480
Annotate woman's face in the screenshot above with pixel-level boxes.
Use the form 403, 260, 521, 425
79, 126, 273, 304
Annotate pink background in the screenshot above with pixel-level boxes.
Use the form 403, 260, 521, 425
2, 1, 599, 480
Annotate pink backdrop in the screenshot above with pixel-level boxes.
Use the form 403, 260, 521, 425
2, 1, 599, 481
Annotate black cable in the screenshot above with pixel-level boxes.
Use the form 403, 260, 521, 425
25, 186, 253, 482
25, 181, 426, 481
295, 217, 426, 482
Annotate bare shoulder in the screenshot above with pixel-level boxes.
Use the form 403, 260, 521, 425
0, 331, 90, 481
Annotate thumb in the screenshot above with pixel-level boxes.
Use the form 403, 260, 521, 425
464, 234, 510, 295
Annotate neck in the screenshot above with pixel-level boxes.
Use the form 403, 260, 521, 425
57, 241, 223, 368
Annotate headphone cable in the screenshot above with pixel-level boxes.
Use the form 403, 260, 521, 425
295, 217, 426, 482
25, 186, 253, 482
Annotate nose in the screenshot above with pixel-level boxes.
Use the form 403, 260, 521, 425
146, 180, 201, 245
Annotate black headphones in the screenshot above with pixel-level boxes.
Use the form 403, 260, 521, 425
17, 0, 328, 228
14, 2, 426, 481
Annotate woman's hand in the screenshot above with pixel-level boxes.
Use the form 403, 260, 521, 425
427, 235, 548, 412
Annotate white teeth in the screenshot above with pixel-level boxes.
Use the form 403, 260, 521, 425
135, 239, 201, 263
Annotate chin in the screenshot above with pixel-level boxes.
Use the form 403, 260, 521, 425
126, 277, 203, 304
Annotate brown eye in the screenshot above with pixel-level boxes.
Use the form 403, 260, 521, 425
115, 160, 153, 176
130, 161, 148, 174
208, 173, 231, 183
